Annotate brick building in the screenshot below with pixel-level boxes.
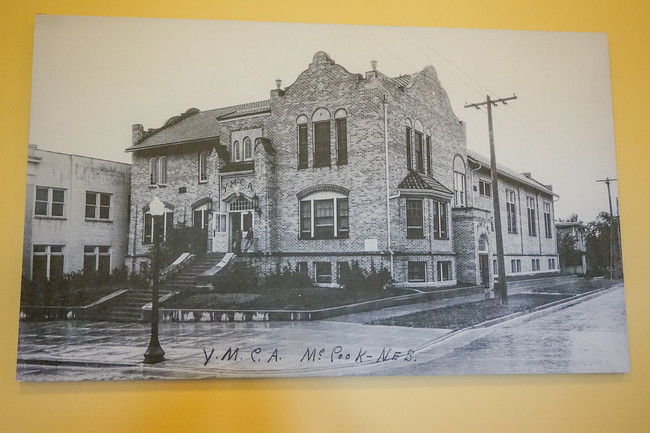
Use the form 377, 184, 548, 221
23, 145, 131, 280
125, 51, 559, 288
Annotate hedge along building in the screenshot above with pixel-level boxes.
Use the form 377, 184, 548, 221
125, 51, 559, 288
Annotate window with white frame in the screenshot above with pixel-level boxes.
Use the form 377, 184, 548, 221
544, 202, 553, 238
408, 261, 426, 282
511, 259, 521, 273
299, 192, 348, 239
453, 156, 466, 207
433, 201, 448, 240
143, 208, 174, 244
35, 187, 65, 218
232, 141, 241, 162
84, 246, 111, 275
158, 156, 167, 185
313, 108, 331, 168
405, 119, 412, 170
85, 192, 111, 220
548, 258, 556, 269
406, 198, 424, 239
437, 261, 452, 281
426, 135, 432, 175
193, 205, 208, 230
243, 137, 253, 161
532, 258, 540, 271
527, 196, 537, 236
198, 151, 208, 183
479, 180, 492, 197
506, 189, 518, 234
315, 262, 332, 284
32, 245, 64, 280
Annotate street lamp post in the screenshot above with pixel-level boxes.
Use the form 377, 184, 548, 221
143, 196, 166, 364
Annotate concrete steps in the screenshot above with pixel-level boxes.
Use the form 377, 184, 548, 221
160, 253, 226, 292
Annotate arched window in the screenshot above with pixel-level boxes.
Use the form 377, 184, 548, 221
425, 128, 432, 175
312, 108, 331, 168
233, 141, 241, 162
453, 155, 466, 207
297, 115, 308, 169
198, 151, 208, 183
158, 156, 167, 185
334, 109, 347, 165
405, 119, 413, 170
149, 157, 157, 186
414, 120, 424, 172
299, 189, 349, 240
243, 137, 252, 161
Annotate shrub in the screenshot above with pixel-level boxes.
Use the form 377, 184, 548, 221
211, 259, 260, 291
339, 260, 393, 291
264, 262, 313, 289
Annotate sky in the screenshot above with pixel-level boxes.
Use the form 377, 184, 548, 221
28, 15, 620, 222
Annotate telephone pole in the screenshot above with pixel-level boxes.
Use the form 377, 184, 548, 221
465, 94, 517, 305
596, 177, 618, 280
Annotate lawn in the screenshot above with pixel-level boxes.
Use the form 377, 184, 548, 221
163, 287, 412, 310
529, 277, 621, 295
367, 293, 571, 330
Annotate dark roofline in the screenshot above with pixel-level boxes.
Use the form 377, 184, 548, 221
125, 137, 219, 153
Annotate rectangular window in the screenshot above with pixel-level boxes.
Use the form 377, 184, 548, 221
532, 258, 540, 271
193, 209, 206, 229
84, 246, 111, 275
406, 127, 412, 170
406, 199, 424, 239
198, 151, 208, 183
506, 189, 517, 234
408, 262, 426, 282
298, 124, 308, 169
300, 201, 312, 238
414, 131, 424, 172
493, 259, 498, 275
454, 172, 466, 207
544, 202, 553, 238
426, 136, 432, 175
510, 259, 522, 273
548, 258, 556, 269
35, 187, 65, 218
337, 197, 349, 238
143, 212, 173, 244
437, 261, 452, 281
158, 156, 168, 185
433, 201, 448, 240
313, 122, 331, 167
85, 192, 111, 220
336, 118, 347, 165
315, 262, 332, 284
479, 180, 492, 197
527, 196, 537, 236
32, 245, 64, 281
314, 199, 335, 239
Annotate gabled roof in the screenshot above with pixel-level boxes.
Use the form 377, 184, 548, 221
467, 150, 558, 198
127, 100, 270, 152
398, 170, 453, 197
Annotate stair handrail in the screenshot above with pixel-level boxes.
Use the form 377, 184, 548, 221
160, 252, 194, 281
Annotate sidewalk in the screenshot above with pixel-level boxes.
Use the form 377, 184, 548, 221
16, 276, 621, 381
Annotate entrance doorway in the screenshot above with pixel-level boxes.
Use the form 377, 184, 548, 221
227, 196, 255, 252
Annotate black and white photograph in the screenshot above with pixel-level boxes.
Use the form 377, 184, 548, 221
16, 15, 629, 381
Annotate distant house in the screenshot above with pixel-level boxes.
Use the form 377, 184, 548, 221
22, 145, 131, 280
555, 221, 588, 275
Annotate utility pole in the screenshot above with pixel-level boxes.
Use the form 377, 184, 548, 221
465, 94, 517, 306
597, 177, 618, 280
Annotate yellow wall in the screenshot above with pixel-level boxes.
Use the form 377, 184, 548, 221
2, 1, 649, 432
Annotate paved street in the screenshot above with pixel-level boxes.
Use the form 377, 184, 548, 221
16, 284, 628, 381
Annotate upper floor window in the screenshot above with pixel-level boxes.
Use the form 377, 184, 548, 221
335, 109, 348, 165
544, 202, 553, 238
453, 156, 466, 207
233, 141, 241, 162
479, 180, 492, 197
198, 151, 208, 183
313, 108, 331, 168
85, 192, 111, 220
405, 119, 413, 170
297, 115, 308, 169
527, 196, 537, 236
299, 191, 349, 240
433, 201, 448, 240
158, 156, 167, 185
414, 120, 424, 172
149, 157, 157, 186
426, 135, 432, 175
506, 189, 517, 234
243, 137, 253, 161
35, 186, 65, 218
406, 198, 424, 239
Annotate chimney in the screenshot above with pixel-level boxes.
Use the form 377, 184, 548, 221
132, 124, 144, 145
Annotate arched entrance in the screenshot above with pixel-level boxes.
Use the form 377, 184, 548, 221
478, 235, 490, 287
227, 196, 255, 253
